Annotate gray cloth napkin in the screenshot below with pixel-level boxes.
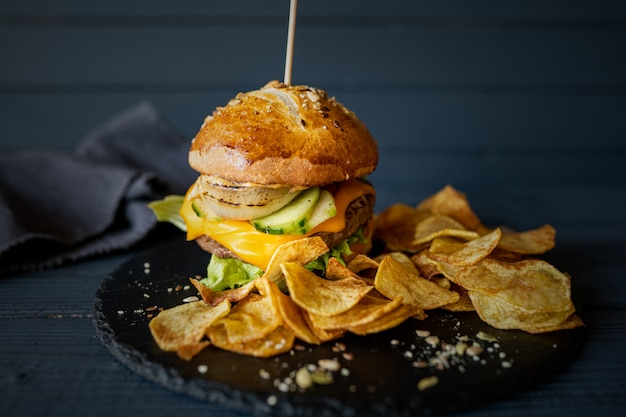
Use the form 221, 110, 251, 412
0, 101, 197, 273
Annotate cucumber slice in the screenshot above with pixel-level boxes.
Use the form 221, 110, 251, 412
191, 199, 221, 221
252, 187, 320, 235
191, 200, 206, 218
303, 189, 337, 232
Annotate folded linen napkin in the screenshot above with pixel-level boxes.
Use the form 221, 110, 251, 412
0, 102, 197, 273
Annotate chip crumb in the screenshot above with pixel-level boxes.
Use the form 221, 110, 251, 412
318, 359, 341, 372
197, 365, 208, 374
310, 370, 334, 385
266, 395, 277, 406
416, 329, 431, 337
501, 361, 512, 368
183, 296, 199, 303
295, 367, 313, 389
417, 375, 439, 391
412, 360, 428, 368
425, 335, 440, 347
465, 344, 484, 357
476, 331, 498, 342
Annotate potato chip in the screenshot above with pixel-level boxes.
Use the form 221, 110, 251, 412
208, 292, 281, 345
413, 214, 480, 245
263, 236, 329, 289
416, 185, 484, 231
347, 253, 380, 274
435, 258, 578, 332
497, 224, 556, 254
282, 262, 372, 316
307, 295, 404, 330
374, 203, 431, 252
469, 290, 576, 333
348, 304, 422, 335
374, 255, 460, 310
303, 311, 346, 342
430, 276, 452, 290
189, 277, 255, 306
149, 299, 230, 360
429, 228, 502, 266
325, 257, 361, 281
208, 323, 295, 358
410, 250, 441, 279
256, 276, 321, 345
440, 284, 475, 312
378, 251, 421, 274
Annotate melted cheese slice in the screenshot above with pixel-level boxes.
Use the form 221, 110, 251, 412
180, 178, 374, 270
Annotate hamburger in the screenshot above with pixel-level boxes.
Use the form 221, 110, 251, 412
150, 80, 378, 291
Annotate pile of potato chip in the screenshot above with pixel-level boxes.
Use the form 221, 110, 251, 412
149, 185, 583, 360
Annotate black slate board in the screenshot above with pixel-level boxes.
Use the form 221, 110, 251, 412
93, 236, 586, 417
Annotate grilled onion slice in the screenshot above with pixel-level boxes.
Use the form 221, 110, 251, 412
190, 175, 303, 220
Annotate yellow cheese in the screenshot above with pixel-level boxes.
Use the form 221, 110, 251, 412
180, 179, 374, 270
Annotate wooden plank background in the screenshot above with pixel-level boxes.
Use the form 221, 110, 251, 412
2, 0, 625, 241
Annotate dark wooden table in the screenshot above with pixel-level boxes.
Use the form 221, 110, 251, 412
1, 1, 625, 416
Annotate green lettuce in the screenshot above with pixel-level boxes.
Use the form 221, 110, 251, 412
199, 255, 263, 291
305, 228, 368, 275
147, 195, 186, 231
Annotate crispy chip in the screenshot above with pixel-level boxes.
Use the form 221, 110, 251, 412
303, 311, 346, 342
325, 257, 362, 281
256, 276, 321, 345
189, 277, 255, 306
282, 262, 372, 316
416, 185, 483, 231
378, 252, 421, 274
148, 299, 230, 360
374, 204, 431, 252
413, 214, 480, 245
208, 292, 282, 345
430, 276, 452, 290
440, 284, 475, 312
436, 258, 578, 332
497, 224, 556, 254
347, 253, 380, 274
410, 250, 441, 279
429, 228, 502, 266
375, 255, 460, 310
348, 304, 422, 335
263, 236, 329, 289
307, 295, 404, 330
468, 291, 577, 333
208, 323, 295, 358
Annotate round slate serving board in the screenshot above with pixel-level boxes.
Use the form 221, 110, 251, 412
93, 236, 586, 417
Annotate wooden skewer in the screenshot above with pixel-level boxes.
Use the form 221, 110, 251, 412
284, 0, 298, 85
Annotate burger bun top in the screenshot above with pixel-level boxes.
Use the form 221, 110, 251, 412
189, 80, 378, 187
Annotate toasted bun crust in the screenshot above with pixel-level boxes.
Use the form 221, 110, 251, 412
189, 80, 378, 187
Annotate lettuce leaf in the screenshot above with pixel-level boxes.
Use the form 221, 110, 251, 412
305, 228, 368, 275
147, 195, 186, 231
199, 255, 263, 291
